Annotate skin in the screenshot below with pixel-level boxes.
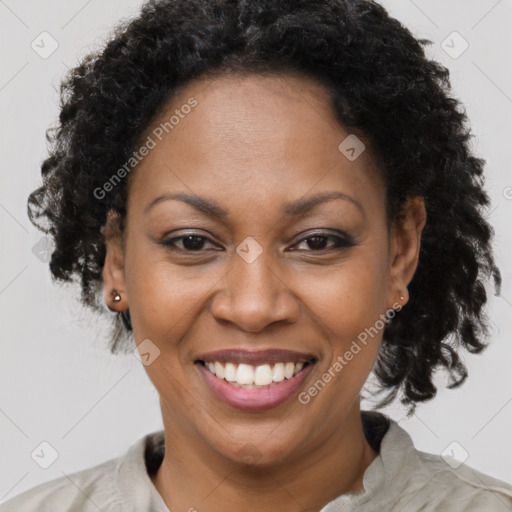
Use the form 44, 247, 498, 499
102, 72, 426, 511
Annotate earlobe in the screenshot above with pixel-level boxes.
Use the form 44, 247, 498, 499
101, 209, 128, 311
387, 197, 427, 310
106, 288, 122, 312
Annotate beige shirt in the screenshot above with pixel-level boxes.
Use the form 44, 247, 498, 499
2, 411, 512, 511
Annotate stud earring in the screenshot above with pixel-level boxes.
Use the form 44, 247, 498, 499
392, 291, 407, 311
111, 289, 121, 303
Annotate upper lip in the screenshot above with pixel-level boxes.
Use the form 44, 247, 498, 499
195, 349, 317, 366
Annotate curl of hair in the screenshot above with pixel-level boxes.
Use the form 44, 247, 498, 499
28, 0, 501, 413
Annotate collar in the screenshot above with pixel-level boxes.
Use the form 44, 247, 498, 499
113, 411, 414, 512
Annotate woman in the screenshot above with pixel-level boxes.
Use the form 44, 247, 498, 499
2, 0, 511, 510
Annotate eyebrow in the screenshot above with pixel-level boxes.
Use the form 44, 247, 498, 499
144, 191, 364, 218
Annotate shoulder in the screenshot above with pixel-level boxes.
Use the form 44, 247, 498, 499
377, 416, 512, 511
0, 457, 121, 512
412, 448, 512, 510
0, 431, 165, 512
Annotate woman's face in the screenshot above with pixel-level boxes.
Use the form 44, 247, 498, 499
103, 72, 425, 465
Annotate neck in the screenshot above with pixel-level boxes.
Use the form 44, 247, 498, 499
152, 404, 379, 512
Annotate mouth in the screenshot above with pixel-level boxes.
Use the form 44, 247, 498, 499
194, 349, 317, 411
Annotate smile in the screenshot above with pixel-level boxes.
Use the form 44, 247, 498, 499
194, 349, 317, 411
200, 361, 311, 387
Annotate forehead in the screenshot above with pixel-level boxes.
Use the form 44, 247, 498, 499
127, 72, 385, 221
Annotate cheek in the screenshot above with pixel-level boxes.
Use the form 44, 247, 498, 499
309, 253, 388, 329
123, 238, 233, 372
126, 262, 217, 344
302, 252, 388, 383
124, 252, 218, 413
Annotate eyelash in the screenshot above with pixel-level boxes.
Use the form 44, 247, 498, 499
160, 231, 356, 254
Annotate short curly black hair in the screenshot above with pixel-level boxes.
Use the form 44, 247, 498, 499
28, 0, 501, 413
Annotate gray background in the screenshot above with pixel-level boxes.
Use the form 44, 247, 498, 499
1, 0, 511, 502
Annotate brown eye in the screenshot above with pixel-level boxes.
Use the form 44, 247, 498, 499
162, 234, 218, 252
292, 231, 356, 252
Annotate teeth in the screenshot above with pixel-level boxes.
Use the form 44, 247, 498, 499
284, 362, 295, 379
236, 364, 255, 385
272, 362, 285, 382
214, 361, 225, 379
225, 362, 237, 382
254, 364, 273, 386
203, 361, 309, 387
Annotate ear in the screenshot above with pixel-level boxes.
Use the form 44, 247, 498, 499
387, 196, 427, 310
101, 209, 128, 312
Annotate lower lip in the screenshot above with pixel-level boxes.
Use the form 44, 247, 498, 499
197, 363, 314, 411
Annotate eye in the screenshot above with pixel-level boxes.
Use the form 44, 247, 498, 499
160, 230, 356, 254
291, 231, 355, 252
161, 234, 219, 252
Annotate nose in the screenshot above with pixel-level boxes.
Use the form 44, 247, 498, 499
210, 250, 300, 333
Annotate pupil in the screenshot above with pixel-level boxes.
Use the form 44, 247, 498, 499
184, 235, 204, 250
308, 236, 327, 250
